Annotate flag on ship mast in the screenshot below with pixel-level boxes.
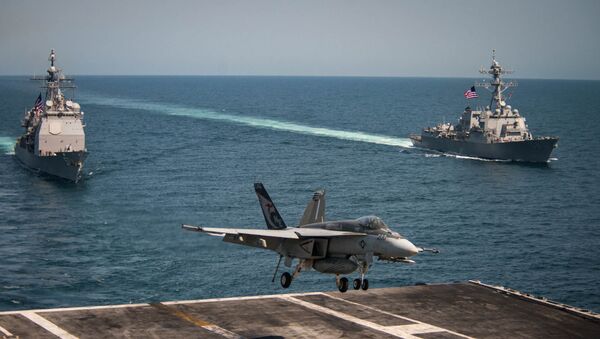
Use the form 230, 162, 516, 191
33, 93, 43, 112
464, 86, 478, 99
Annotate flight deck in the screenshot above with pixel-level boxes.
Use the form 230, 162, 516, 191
1, 281, 598, 338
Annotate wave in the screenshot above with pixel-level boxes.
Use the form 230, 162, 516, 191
0, 136, 15, 155
414, 147, 512, 162
80, 95, 413, 148
444, 153, 512, 162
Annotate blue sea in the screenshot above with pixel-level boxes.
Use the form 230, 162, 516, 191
1, 76, 599, 312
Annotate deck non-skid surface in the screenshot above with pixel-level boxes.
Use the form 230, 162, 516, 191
1, 282, 599, 338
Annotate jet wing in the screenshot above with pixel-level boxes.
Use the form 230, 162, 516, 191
182, 225, 365, 239
292, 228, 365, 238
182, 224, 300, 239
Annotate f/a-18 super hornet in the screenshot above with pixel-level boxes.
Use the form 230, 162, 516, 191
183, 183, 437, 292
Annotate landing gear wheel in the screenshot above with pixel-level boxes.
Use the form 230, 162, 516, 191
353, 279, 361, 290
280, 272, 292, 288
361, 279, 369, 291
338, 277, 349, 293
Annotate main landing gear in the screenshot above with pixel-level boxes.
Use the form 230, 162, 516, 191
335, 275, 368, 293
353, 278, 369, 290
337, 276, 349, 293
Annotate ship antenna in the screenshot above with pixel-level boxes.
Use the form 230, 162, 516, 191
49, 49, 56, 67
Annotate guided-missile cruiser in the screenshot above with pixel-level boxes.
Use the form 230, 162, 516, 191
14, 50, 87, 182
410, 51, 558, 162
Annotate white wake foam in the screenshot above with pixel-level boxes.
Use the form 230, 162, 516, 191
444, 153, 511, 162
81, 95, 413, 148
0, 136, 15, 155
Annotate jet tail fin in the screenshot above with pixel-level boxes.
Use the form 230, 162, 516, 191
299, 189, 325, 226
254, 182, 287, 230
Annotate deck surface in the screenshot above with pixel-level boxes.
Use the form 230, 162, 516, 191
1, 281, 599, 338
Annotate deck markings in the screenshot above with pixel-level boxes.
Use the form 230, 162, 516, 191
321, 293, 474, 339
20, 311, 78, 339
388, 323, 442, 334
280, 295, 420, 339
161, 291, 324, 306
0, 303, 149, 316
150, 303, 244, 339
0, 324, 13, 337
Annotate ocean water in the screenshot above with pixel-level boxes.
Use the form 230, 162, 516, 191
1, 76, 599, 312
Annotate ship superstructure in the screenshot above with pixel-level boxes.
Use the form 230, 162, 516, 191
15, 50, 87, 181
410, 51, 558, 163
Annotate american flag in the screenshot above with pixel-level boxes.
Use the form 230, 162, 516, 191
464, 86, 478, 99
33, 93, 43, 112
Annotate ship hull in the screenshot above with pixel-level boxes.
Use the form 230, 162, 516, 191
410, 135, 558, 163
14, 144, 87, 182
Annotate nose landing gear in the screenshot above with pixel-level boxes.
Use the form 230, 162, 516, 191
279, 259, 304, 289
280, 272, 292, 288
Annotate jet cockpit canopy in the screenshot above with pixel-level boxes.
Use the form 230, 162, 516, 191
356, 215, 403, 238
357, 216, 389, 230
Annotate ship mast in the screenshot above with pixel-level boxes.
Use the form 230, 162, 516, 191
33, 49, 76, 106
46, 49, 60, 100
475, 50, 517, 114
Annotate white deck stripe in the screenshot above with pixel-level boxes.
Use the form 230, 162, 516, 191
322, 293, 474, 338
161, 291, 324, 305
280, 295, 420, 339
21, 311, 78, 339
0, 324, 13, 336
0, 303, 149, 316
390, 323, 441, 334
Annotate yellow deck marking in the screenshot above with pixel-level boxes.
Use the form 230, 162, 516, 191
150, 303, 243, 339
150, 303, 212, 327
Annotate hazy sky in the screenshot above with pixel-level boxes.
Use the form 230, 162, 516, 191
1, 0, 599, 79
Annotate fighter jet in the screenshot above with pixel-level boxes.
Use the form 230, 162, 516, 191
182, 183, 437, 293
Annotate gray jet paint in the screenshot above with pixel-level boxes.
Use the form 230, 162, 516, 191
183, 183, 436, 292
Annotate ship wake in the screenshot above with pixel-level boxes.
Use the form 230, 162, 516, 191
0, 137, 15, 155
81, 95, 413, 148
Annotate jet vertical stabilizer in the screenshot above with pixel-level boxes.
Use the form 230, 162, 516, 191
299, 189, 325, 226
254, 182, 287, 230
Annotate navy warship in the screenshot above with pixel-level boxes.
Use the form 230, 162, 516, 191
410, 52, 558, 163
14, 50, 87, 182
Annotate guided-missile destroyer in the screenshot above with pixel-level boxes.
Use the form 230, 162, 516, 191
410, 52, 558, 163
14, 50, 87, 182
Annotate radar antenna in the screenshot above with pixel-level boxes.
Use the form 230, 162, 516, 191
474, 50, 518, 112
49, 49, 56, 67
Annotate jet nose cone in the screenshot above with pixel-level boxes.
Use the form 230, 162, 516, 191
393, 239, 420, 257
404, 240, 420, 257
